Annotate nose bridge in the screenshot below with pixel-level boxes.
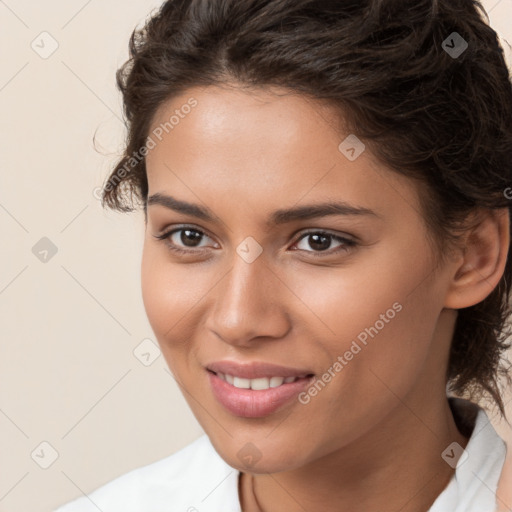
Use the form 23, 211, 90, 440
206, 248, 289, 343
217, 251, 272, 323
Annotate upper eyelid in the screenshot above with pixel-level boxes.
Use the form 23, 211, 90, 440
162, 226, 217, 247
160, 224, 214, 239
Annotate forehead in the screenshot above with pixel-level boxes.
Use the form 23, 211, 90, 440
145, 85, 423, 224
149, 83, 338, 135
147, 84, 343, 171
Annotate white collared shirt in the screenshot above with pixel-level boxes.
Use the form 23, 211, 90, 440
54, 399, 507, 512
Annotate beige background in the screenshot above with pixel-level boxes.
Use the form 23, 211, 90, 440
0, 1, 511, 511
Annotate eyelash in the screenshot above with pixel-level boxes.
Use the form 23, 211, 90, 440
153, 225, 357, 258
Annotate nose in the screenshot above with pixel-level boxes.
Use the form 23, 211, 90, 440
204, 252, 291, 347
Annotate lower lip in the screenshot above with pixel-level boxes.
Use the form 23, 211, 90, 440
207, 370, 314, 418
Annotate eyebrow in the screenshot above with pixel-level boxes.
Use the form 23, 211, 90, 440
146, 193, 380, 225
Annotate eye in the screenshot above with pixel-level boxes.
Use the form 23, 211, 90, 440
292, 231, 356, 256
153, 226, 218, 254
153, 226, 357, 258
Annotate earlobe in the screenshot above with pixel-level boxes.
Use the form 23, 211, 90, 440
444, 208, 510, 310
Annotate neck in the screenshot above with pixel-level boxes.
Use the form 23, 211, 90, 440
240, 393, 470, 512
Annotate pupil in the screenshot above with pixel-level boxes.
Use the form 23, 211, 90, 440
181, 229, 202, 247
309, 233, 330, 251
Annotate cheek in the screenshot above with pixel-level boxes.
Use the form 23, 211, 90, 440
140, 244, 210, 380
141, 244, 171, 334
288, 273, 442, 453
140, 244, 199, 344
295, 245, 441, 398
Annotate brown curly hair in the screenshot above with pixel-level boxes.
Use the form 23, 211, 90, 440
100, 0, 512, 416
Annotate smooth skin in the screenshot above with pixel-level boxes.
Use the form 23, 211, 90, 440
141, 84, 509, 512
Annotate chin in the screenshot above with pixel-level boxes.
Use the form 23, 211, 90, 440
210, 434, 308, 474
229, 452, 302, 474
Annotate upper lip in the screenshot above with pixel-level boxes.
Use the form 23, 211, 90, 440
206, 360, 315, 379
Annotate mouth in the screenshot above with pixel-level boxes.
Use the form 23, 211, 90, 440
205, 361, 315, 418
206, 360, 315, 380
206, 369, 314, 390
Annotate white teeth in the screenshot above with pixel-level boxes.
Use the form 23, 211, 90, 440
233, 376, 251, 389
269, 376, 285, 388
250, 377, 270, 390
217, 373, 301, 390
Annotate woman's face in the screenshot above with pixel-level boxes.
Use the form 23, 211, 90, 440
142, 85, 458, 473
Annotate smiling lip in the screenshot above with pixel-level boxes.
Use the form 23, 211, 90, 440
206, 360, 315, 418
206, 360, 314, 379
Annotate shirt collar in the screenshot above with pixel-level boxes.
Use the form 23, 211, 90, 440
428, 397, 507, 512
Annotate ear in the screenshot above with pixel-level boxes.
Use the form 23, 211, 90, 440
444, 208, 510, 309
